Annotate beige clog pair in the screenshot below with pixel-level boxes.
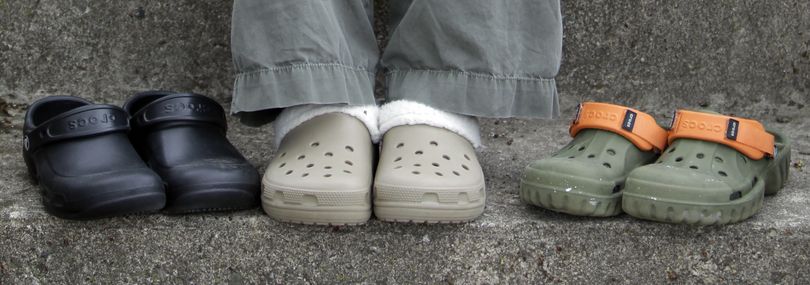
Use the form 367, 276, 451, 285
261, 101, 485, 225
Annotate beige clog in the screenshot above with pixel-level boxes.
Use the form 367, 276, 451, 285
373, 125, 485, 223
262, 112, 375, 225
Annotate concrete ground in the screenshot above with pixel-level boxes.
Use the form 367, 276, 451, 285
1, 114, 808, 284
1, 0, 809, 283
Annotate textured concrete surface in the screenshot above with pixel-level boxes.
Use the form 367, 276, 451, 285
0, 115, 808, 284
1, 0, 809, 283
1, 0, 808, 119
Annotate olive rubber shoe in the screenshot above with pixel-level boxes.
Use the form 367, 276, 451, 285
520, 102, 668, 216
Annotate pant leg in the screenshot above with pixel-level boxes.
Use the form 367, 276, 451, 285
381, 0, 562, 119
230, 0, 379, 119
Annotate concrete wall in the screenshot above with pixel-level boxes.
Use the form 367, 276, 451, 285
1, 2, 809, 283
1, 0, 808, 120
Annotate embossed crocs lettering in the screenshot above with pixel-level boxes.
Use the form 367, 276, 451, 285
520, 102, 668, 216
622, 110, 791, 225
23, 96, 166, 219
124, 91, 260, 214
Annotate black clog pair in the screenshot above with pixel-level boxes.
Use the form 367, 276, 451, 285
22, 91, 260, 219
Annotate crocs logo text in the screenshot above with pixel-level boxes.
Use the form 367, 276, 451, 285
163, 103, 210, 114
68, 113, 117, 130
679, 120, 722, 133
622, 110, 637, 131
726, 119, 739, 140
584, 110, 620, 121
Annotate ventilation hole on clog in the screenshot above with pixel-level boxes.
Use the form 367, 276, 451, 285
394, 166, 402, 169
394, 157, 402, 162
668, 147, 676, 153
297, 155, 306, 160
430, 141, 438, 146
414, 164, 421, 167
344, 170, 352, 174
464, 154, 471, 161
462, 164, 470, 171
715, 156, 724, 163
432, 163, 440, 167
718, 171, 728, 177
587, 154, 595, 159
612, 184, 622, 193
324, 166, 332, 169
412, 171, 420, 175
443, 155, 451, 160
578, 146, 586, 151
345, 146, 354, 152
752, 177, 758, 187
689, 165, 699, 170
345, 160, 353, 166
396, 143, 405, 148
568, 156, 575, 159
607, 149, 616, 156
415, 150, 423, 155
279, 163, 286, 168
603, 163, 612, 168
306, 164, 314, 168
310, 142, 320, 147
696, 153, 704, 159
675, 157, 683, 162
325, 152, 333, 157
435, 172, 443, 176
285, 170, 293, 175
729, 191, 742, 201
453, 171, 461, 176
280, 152, 286, 157
302, 173, 309, 177
324, 174, 332, 178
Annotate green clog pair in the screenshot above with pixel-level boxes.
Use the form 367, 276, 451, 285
520, 102, 791, 225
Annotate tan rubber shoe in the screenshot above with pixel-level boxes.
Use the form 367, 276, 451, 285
262, 113, 373, 225
373, 125, 486, 223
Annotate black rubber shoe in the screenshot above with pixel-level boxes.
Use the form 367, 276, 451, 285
23, 96, 166, 219
124, 91, 260, 213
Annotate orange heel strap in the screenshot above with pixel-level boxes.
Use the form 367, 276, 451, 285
668, 110, 774, 160
570, 102, 668, 152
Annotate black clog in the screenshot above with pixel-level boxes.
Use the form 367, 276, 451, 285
123, 91, 260, 213
23, 96, 166, 219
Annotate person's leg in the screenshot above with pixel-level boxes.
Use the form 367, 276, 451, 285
231, 0, 381, 225
373, 0, 563, 223
230, 0, 379, 125
381, 0, 562, 118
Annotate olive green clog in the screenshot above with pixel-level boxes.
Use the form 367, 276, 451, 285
520, 102, 668, 216
622, 110, 791, 225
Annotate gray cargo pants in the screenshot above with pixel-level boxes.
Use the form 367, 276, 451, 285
230, 0, 562, 122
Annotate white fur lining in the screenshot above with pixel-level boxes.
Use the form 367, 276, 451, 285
273, 104, 380, 147
379, 100, 482, 148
